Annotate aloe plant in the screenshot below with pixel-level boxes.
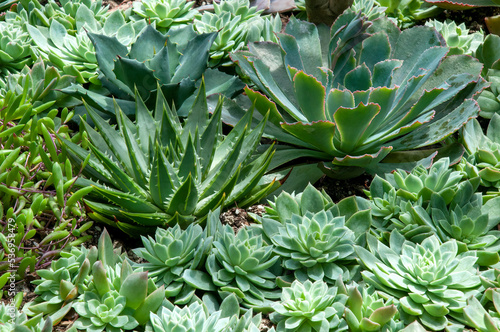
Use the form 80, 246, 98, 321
229, 10, 487, 179
356, 231, 481, 330
60, 84, 277, 235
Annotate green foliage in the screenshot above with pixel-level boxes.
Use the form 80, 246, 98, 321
340, 281, 403, 332
0, 20, 34, 79
425, 19, 483, 55
129, 0, 199, 32
230, 10, 486, 178
62, 24, 243, 117
205, 224, 281, 310
60, 85, 276, 235
460, 113, 500, 189
132, 224, 212, 304
375, 0, 442, 27
463, 290, 500, 332
475, 34, 500, 119
356, 231, 481, 330
10, 0, 110, 34
194, 0, 281, 67
270, 279, 348, 331
0, 58, 79, 108
0, 303, 53, 332
261, 211, 359, 285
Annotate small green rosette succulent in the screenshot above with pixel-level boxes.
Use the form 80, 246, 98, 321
205, 225, 281, 310
475, 34, 500, 119
130, 0, 199, 32
132, 223, 211, 304
261, 210, 358, 285
270, 279, 348, 332
464, 290, 500, 332
425, 19, 483, 55
355, 231, 481, 331
0, 20, 34, 79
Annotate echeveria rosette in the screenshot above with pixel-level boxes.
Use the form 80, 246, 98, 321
355, 231, 481, 331
341, 281, 404, 332
73, 290, 139, 332
270, 279, 348, 332
406, 191, 500, 267
230, 10, 487, 179
261, 211, 358, 285
194, 0, 281, 67
132, 224, 211, 304
130, 0, 199, 32
375, 0, 442, 28
475, 34, 500, 119
425, 19, 483, 56
206, 225, 281, 310
0, 303, 53, 332
460, 113, 500, 189
0, 21, 34, 79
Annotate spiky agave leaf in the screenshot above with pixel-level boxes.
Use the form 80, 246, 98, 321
60, 83, 277, 235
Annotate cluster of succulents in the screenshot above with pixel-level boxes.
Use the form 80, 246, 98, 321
3, 1, 500, 332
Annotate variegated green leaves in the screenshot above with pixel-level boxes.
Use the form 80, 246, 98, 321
61, 84, 276, 235
230, 10, 487, 178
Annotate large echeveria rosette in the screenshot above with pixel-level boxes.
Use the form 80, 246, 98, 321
261, 211, 359, 285
355, 231, 481, 330
205, 225, 281, 310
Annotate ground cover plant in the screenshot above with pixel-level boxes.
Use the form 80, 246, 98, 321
1, 0, 500, 331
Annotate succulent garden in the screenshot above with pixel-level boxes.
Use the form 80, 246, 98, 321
1, 0, 500, 330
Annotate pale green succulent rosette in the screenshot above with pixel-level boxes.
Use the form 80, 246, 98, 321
206, 225, 281, 310
132, 224, 212, 304
0, 303, 53, 332
270, 279, 348, 332
463, 292, 500, 332
130, 0, 199, 32
0, 20, 34, 79
194, 0, 281, 67
261, 211, 358, 285
425, 19, 483, 55
460, 113, 500, 190
355, 231, 481, 331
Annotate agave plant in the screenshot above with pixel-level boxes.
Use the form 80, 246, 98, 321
62, 24, 243, 118
425, 19, 483, 56
475, 34, 500, 119
340, 280, 404, 332
205, 224, 281, 310
129, 0, 199, 32
193, 0, 281, 67
355, 231, 481, 330
229, 10, 487, 179
0, 20, 34, 79
270, 279, 348, 331
459, 113, 500, 189
60, 84, 277, 235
